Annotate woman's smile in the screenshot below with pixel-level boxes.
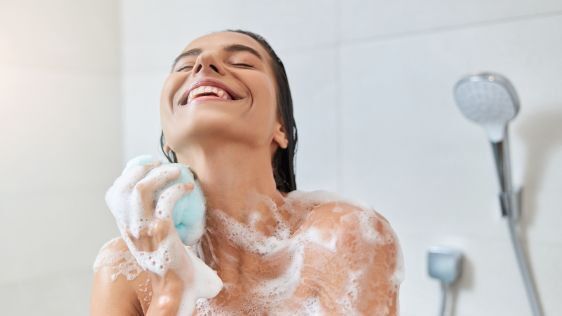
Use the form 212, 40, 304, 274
177, 78, 244, 107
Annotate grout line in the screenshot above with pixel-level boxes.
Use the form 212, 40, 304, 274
119, 0, 129, 167
334, 0, 343, 194
117, 0, 126, 168
280, 9, 562, 55
341, 10, 562, 47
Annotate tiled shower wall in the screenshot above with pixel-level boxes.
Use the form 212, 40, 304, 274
2, 1, 561, 315
121, 1, 562, 315
1, 0, 121, 314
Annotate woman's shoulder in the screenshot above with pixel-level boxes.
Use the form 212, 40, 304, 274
287, 189, 396, 236
290, 189, 405, 290
91, 236, 150, 315
93, 236, 145, 281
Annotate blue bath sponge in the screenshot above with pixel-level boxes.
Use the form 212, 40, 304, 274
124, 154, 206, 246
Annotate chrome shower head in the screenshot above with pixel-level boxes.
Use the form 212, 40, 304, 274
453, 72, 520, 142
453, 73, 544, 316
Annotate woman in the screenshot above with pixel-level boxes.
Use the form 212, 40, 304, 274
91, 29, 403, 315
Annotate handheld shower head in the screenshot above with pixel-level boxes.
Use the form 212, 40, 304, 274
453, 72, 520, 142
453, 72, 521, 214
452, 72, 544, 316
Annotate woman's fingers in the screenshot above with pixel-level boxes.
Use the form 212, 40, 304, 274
155, 182, 195, 219
133, 164, 182, 213
128, 165, 182, 232
104, 162, 158, 230
127, 218, 173, 252
116, 160, 162, 192
106, 158, 196, 257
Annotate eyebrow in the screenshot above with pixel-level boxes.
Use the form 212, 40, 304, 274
171, 44, 263, 69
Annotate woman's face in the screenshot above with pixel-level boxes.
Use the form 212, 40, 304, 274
160, 31, 286, 157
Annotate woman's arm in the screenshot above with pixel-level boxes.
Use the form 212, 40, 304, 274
93, 160, 222, 315
91, 237, 190, 316
91, 238, 143, 316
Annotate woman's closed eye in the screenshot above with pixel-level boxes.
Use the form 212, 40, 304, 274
176, 65, 194, 72
231, 62, 254, 69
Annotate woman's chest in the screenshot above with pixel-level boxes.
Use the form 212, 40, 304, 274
190, 244, 346, 315
191, 283, 318, 316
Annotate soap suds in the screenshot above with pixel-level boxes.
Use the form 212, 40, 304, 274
197, 190, 402, 314
93, 237, 144, 281
102, 159, 223, 315
303, 296, 324, 314
302, 227, 338, 252
95, 189, 403, 315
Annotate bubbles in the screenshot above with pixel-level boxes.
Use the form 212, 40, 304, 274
247, 211, 261, 228
212, 209, 289, 256
93, 237, 144, 281
138, 277, 153, 304
302, 227, 338, 252
391, 237, 405, 287
301, 296, 323, 315
97, 189, 403, 315
253, 242, 305, 300
200, 189, 403, 314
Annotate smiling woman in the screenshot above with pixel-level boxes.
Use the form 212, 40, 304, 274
91, 30, 403, 316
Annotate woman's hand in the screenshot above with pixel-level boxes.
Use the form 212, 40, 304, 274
104, 160, 196, 314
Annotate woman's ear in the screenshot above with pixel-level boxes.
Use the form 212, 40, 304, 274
273, 121, 288, 149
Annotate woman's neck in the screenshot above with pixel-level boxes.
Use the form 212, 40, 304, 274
175, 142, 286, 230
175, 143, 292, 285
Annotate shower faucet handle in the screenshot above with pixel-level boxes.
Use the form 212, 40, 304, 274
427, 247, 464, 285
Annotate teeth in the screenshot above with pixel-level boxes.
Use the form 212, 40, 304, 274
186, 85, 233, 104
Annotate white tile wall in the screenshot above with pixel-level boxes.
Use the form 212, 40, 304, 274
339, 11, 562, 316
120, 0, 339, 74
0, 70, 121, 193
0, 268, 92, 315
122, 72, 169, 160
0, 0, 121, 315
116, 0, 562, 315
0, 0, 119, 74
340, 0, 562, 42
283, 49, 340, 192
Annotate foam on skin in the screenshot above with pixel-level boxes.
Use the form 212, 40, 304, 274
122, 154, 207, 246
100, 155, 223, 315
93, 237, 144, 281
95, 185, 403, 315
195, 189, 404, 315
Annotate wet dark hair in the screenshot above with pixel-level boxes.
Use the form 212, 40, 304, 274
160, 29, 298, 192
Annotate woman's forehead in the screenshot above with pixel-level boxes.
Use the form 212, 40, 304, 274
182, 31, 267, 57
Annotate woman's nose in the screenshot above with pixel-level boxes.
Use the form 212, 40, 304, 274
193, 53, 222, 75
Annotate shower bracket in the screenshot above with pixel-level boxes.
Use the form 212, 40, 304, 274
499, 187, 523, 222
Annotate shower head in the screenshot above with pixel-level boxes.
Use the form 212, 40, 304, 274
453, 72, 520, 142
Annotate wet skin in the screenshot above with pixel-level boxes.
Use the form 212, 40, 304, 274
91, 31, 401, 315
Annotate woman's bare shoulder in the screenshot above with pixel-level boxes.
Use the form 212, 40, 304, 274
292, 190, 396, 237
93, 237, 143, 278
295, 193, 403, 314
95, 236, 128, 258
91, 237, 150, 315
